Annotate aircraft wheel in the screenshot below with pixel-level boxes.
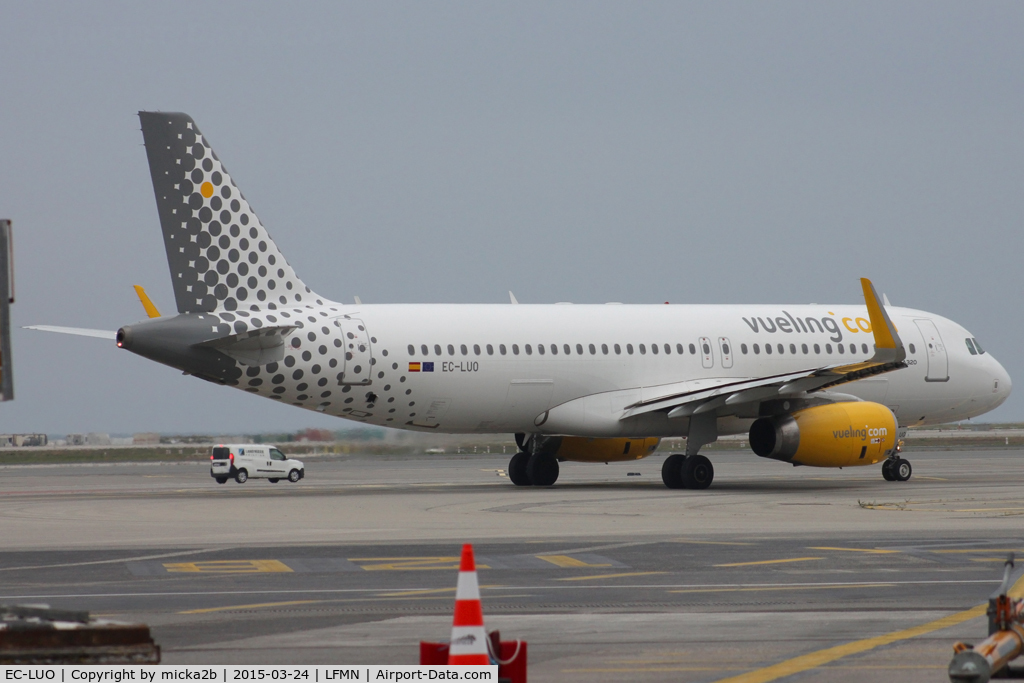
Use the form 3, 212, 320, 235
881, 460, 895, 481
526, 455, 559, 487
893, 458, 912, 482
235, 469, 248, 484
681, 454, 714, 490
661, 453, 685, 489
508, 452, 532, 486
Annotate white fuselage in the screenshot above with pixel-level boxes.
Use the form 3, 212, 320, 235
232, 300, 1010, 437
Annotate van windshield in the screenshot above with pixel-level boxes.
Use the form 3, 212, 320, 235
212, 447, 231, 460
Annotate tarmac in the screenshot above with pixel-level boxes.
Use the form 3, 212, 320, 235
0, 447, 1022, 681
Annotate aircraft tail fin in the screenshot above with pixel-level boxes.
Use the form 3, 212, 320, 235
138, 112, 318, 314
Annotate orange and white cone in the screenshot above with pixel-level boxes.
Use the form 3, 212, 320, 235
448, 544, 490, 665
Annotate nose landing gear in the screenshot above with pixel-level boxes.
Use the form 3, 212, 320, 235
881, 457, 912, 482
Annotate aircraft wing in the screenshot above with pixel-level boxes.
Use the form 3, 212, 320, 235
620, 278, 907, 420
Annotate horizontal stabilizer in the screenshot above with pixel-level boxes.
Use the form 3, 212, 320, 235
23, 325, 115, 340
195, 325, 297, 366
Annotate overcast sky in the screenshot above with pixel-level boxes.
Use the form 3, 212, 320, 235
1, 2, 1021, 435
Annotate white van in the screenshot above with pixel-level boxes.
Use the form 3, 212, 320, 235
210, 444, 305, 484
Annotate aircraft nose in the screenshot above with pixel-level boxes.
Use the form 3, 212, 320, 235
990, 356, 1012, 407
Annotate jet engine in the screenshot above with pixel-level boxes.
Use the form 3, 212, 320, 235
748, 401, 897, 468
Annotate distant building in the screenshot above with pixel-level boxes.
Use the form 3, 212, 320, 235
66, 434, 86, 446
133, 433, 160, 445
85, 433, 111, 446
0, 434, 48, 447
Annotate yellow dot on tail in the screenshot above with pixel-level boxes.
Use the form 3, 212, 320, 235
200, 182, 214, 198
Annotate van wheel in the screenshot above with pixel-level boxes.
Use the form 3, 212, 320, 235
288, 469, 301, 483
268, 478, 279, 483
215, 477, 227, 485
235, 469, 248, 484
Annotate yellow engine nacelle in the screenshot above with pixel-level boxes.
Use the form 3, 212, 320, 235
555, 436, 661, 463
749, 402, 897, 468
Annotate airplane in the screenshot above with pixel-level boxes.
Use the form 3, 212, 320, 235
27, 112, 1012, 489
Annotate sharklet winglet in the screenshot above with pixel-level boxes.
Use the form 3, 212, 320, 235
860, 277, 905, 362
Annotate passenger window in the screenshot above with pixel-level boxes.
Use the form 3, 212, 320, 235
801, 344, 808, 354
825, 344, 832, 354
861, 343, 868, 354
421, 344, 429, 355
664, 343, 671, 354
639, 344, 646, 355
753, 343, 760, 354
537, 344, 545, 355
908, 343, 915, 354
486, 344, 493, 355
789, 344, 796, 354
965, 338, 977, 355
741, 343, 748, 354
676, 343, 684, 354
837, 344, 844, 354
589, 344, 597, 355
525, 344, 532, 355
550, 344, 557, 355
689, 343, 697, 354
576, 343, 584, 354
973, 338, 985, 354
723, 343, 731, 355
849, 343, 856, 354
602, 344, 609, 355
813, 344, 820, 354
498, 344, 505, 355
777, 344, 784, 354
448, 344, 455, 356
614, 344, 621, 355
627, 344, 634, 355
460, 344, 468, 355
702, 342, 711, 355
407, 345, 415, 356
474, 344, 481, 355
765, 344, 772, 355
651, 344, 658, 355
512, 344, 519, 355
563, 344, 571, 355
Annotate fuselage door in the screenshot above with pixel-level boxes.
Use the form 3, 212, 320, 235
914, 319, 949, 382
718, 337, 733, 369
699, 337, 714, 369
336, 318, 373, 385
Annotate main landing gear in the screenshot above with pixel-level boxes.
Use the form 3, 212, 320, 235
508, 434, 560, 487
881, 457, 912, 482
661, 453, 714, 490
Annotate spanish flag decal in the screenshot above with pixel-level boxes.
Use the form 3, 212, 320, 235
409, 362, 421, 372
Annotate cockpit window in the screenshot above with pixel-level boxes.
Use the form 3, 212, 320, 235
972, 337, 985, 354
965, 338, 977, 355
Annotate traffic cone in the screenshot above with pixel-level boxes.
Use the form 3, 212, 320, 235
448, 544, 490, 665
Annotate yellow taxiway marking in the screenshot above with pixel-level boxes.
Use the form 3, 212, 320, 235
536, 555, 612, 568
711, 603, 988, 683
709, 574, 1024, 683
808, 547, 900, 554
669, 583, 894, 595
348, 557, 490, 571
715, 557, 823, 568
181, 599, 321, 614
164, 560, 292, 573
555, 572, 666, 582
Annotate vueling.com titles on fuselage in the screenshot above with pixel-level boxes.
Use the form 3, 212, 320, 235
741, 311, 876, 343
